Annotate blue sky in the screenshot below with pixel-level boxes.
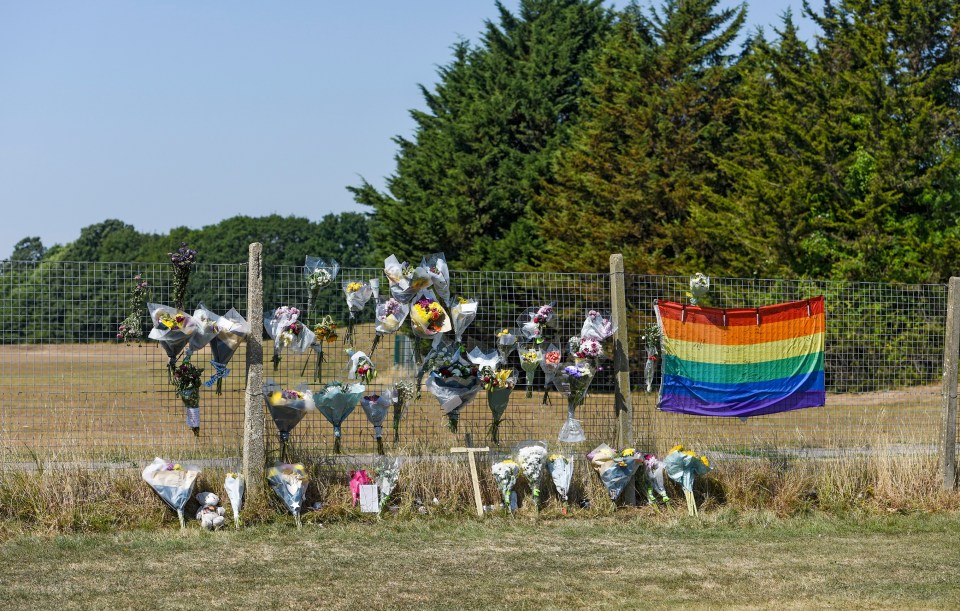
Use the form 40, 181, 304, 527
0, 0, 822, 259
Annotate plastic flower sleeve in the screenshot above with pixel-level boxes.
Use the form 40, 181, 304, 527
518, 345, 542, 398
346, 350, 377, 385
424, 363, 480, 433
643, 454, 669, 504
547, 454, 574, 509
264, 381, 314, 461
186, 303, 219, 358
491, 459, 520, 512
361, 389, 393, 454
147, 303, 198, 372
142, 457, 200, 529
587, 444, 641, 501
304, 255, 339, 311
451, 298, 478, 343
314, 382, 365, 453
267, 462, 308, 528
392, 380, 415, 442
664, 446, 712, 516
205, 308, 249, 394
342, 279, 374, 345
579, 309, 616, 342
517, 303, 555, 344
688, 273, 710, 305
264, 306, 315, 370
384, 255, 418, 304
539, 344, 562, 405
421, 252, 451, 305
415, 339, 459, 398
302, 315, 338, 384
496, 328, 518, 366
466, 346, 500, 370
375, 457, 400, 512
371, 297, 409, 355
553, 361, 595, 443
410, 289, 452, 339
224, 472, 245, 529
515, 441, 548, 506
479, 367, 517, 444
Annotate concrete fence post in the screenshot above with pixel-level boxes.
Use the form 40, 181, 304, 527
243, 242, 266, 499
941, 277, 960, 490
610, 254, 635, 504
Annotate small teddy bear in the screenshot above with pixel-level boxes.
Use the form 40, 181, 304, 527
195, 491, 226, 530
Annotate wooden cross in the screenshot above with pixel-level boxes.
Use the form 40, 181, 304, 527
450, 446, 490, 517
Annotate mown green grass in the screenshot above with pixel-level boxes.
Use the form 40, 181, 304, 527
1, 513, 959, 609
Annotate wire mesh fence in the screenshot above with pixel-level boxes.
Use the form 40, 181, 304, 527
0, 257, 952, 466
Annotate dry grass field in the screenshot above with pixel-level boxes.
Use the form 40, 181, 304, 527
0, 338, 946, 463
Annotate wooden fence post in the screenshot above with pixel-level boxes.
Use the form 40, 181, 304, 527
941, 277, 960, 490
243, 242, 266, 499
610, 254, 635, 504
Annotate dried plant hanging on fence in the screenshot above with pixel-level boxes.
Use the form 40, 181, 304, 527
654, 297, 826, 418
168, 243, 196, 311
117, 273, 149, 344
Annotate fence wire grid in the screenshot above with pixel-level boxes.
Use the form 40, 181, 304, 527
0, 258, 952, 466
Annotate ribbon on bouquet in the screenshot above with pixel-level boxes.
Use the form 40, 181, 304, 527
204, 360, 230, 389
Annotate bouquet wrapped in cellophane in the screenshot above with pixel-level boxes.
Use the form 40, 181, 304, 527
421, 252, 451, 305
392, 380, 415, 443
539, 343, 562, 406
304, 255, 340, 311
302, 315, 338, 384
371, 297, 409, 355
518, 345, 542, 399
478, 366, 517, 445
142, 457, 200, 529
263, 381, 314, 460
587, 443, 642, 502
515, 441, 548, 508
375, 456, 401, 514
517, 303, 554, 345
147, 303, 197, 373
643, 453, 669, 505
224, 472, 245, 529
267, 462, 308, 528
342, 279, 375, 346
185, 303, 219, 360
547, 453, 574, 512
410, 289, 452, 340
360, 389, 393, 455
664, 444, 712, 516
171, 357, 204, 436
451, 297, 478, 344
383, 255, 421, 304
264, 306, 315, 371
415, 339, 460, 398
424, 359, 480, 433
495, 328, 518, 368
205, 308, 249, 394
314, 381, 365, 454
553, 360, 595, 443
491, 459, 520, 513
346, 350, 377, 385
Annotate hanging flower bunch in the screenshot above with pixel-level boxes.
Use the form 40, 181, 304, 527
171, 358, 204, 436
168, 242, 197, 311
412, 295, 447, 334
117, 273, 149, 343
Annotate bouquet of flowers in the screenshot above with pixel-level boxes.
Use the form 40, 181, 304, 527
147, 303, 198, 373
421, 252, 451, 305
579, 309, 616, 344
360, 389, 393, 455
168, 242, 197, 311
383, 255, 421, 303
516, 442, 549, 507
478, 366, 517, 444
643, 453, 669, 505
518, 303, 554, 345
553, 360, 595, 443
547, 453, 574, 511
301, 315, 338, 383
642, 323, 661, 393
264, 305, 316, 370
142, 457, 200, 528
314, 381, 365, 453
539, 344, 562, 405
466, 346, 500, 370
687, 272, 710, 306
424, 360, 480, 433
415, 338, 460, 397
496, 328, 518, 367
205, 308, 249, 394
347, 350, 377, 385
375, 456, 401, 513
491, 459, 520, 513
264, 381, 314, 460
410, 289, 451, 339
371, 297, 409, 355
224, 472, 245, 529
267, 462, 308, 528
587, 444, 642, 501
392, 380, 415, 443
304, 255, 340, 311
172, 358, 204, 436
518, 346, 542, 398
117, 273, 149, 343
186, 303, 219, 359
342, 279, 375, 345
664, 444, 712, 516
451, 297, 478, 344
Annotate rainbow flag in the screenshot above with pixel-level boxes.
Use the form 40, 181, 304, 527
654, 297, 825, 418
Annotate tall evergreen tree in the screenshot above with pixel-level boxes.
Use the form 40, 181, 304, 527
539, 0, 747, 274
350, 0, 613, 270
